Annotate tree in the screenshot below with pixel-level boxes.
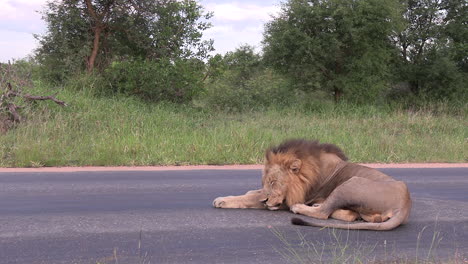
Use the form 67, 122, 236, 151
263, 0, 402, 103
203, 45, 291, 111
391, 0, 467, 100
35, 0, 213, 81
83, 0, 112, 72
216, 45, 263, 87
392, 0, 445, 95
442, 0, 467, 72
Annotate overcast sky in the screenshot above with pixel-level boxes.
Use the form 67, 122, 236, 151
0, 0, 281, 62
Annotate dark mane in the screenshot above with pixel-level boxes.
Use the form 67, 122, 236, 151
267, 139, 348, 161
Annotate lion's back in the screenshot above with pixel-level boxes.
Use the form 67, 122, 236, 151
341, 163, 394, 182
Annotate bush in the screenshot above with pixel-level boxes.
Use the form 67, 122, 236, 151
100, 59, 205, 103
201, 45, 297, 111
202, 68, 294, 111
419, 53, 467, 101
0, 59, 39, 89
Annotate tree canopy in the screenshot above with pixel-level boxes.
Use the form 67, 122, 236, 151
35, 0, 213, 81
263, 0, 467, 103
263, 0, 402, 103
33, 0, 466, 105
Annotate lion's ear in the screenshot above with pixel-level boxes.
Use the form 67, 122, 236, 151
290, 159, 302, 173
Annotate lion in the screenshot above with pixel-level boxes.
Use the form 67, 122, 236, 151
213, 139, 412, 231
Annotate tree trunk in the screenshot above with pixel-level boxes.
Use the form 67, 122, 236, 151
87, 26, 102, 72
334, 88, 343, 103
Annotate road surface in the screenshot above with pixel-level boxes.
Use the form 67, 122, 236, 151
0, 167, 467, 263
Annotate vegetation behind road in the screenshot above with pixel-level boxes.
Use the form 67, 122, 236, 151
0, 81, 465, 167
1, 0, 467, 167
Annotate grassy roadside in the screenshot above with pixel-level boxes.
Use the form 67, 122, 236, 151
271, 226, 465, 264
0, 84, 466, 167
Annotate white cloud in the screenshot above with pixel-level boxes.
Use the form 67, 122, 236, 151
0, 29, 39, 62
14, 0, 47, 4
0, 0, 46, 21
206, 2, 279, 22
0, 0, 282, 62
204, 24, 265, 55
0, 0, 46, 61
204, 25, 234, 35
201, 1, 281, 55
0, 2, 16, 20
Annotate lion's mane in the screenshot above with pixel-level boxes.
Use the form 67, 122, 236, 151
265, 139, 348, 207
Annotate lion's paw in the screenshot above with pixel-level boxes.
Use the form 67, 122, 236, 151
290, 204, 309, 214
213, 197, 227, 208
213, 196, 246, 208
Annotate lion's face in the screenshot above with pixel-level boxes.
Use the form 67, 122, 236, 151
261, 158, 302, 210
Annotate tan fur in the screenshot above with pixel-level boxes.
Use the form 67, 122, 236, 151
213, 139, 412, 231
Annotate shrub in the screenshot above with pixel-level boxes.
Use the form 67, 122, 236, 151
202, 68, 293, 111
201, 45, 296, 111
101, 59, 205, 103
0, 59, 39, 89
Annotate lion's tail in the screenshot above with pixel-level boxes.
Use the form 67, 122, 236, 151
291, 207, 411, 231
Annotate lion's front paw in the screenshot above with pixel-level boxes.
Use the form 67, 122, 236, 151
290, 204, 309, 214
213, 197, 227, 208
213, 196, 247, 208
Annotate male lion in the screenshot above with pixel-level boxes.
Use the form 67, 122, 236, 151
213, 139, 412, 231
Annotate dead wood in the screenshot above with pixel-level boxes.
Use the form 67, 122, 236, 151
1, 81, 67, 132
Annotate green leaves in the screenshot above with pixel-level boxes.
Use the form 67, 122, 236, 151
35, 0, 213, 83
102, 58, 205, 103
263, 0, 401, 103
203, 45, 293, 111
262, 0, 466, 104
392, 0, 467, 102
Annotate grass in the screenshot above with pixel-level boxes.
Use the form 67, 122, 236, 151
271, 224, 465, 264
272, 227, 377, 264
0, 82, 466, 167
95, 230, 151, 264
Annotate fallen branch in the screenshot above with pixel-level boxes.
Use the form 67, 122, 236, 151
22, 94, 67, 106
5, 82, 67, 106
7, 103, 22, 123
1, 81, 67, 132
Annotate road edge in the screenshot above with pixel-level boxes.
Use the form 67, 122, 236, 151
1, 163, 467, 172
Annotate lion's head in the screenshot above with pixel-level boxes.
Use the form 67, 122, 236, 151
261, 139, 347, 210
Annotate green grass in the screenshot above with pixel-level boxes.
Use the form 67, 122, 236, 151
0, 82, 466, 167
271, 225, 465, 264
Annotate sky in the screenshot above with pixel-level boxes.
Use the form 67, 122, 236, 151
0, 0, 282, 62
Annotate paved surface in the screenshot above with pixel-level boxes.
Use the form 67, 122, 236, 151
0, 168, 467, 264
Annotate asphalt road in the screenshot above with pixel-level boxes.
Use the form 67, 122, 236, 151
0, 168, 467, 264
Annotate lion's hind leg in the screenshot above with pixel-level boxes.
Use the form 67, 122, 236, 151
292, 177, 404, 224
291, 203, 359, 222
291, 177, 387, 221
290, 203, 329, 219
331, 209, 359, 222
360, 213, 391, 223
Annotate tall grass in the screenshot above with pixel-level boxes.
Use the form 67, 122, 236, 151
0, 81, 466, 167
271, 224, 462, 264
272, 227, 378, 264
